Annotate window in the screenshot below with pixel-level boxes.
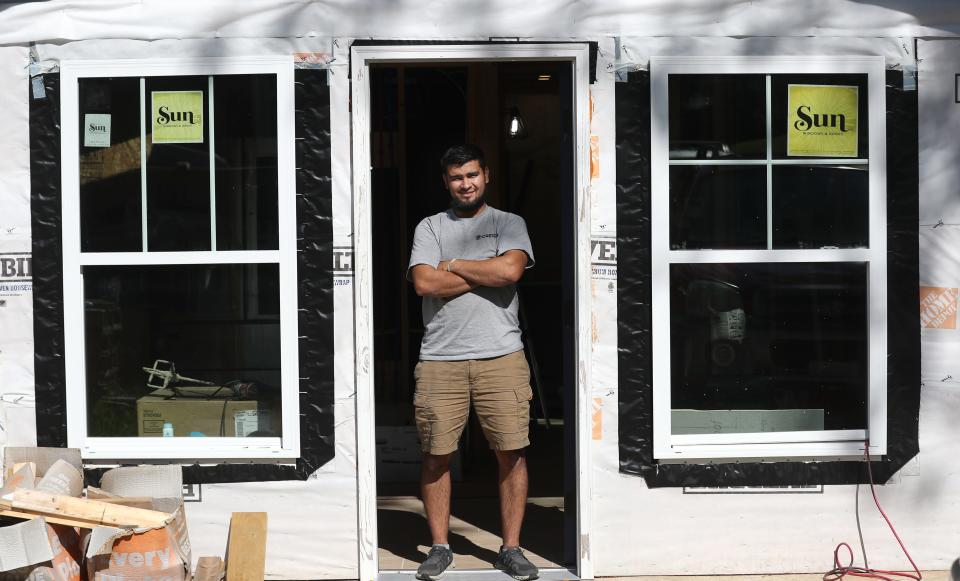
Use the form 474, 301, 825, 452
61, 58, 298, 460
650, 57, 886, 461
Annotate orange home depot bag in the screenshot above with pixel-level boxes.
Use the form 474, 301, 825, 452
88, 528, 183, 581
86, 501, 190, 581
84, 465, 191, 581
46, 524, 83, 581
0, 520, 82, 581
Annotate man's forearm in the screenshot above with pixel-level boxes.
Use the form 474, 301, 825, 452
412, 265, 476, 298
442, 252, 526, 287
429, 271, 476, 298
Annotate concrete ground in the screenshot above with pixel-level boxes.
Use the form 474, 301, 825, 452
379, 568, 948, 579
620, 571, 950, 581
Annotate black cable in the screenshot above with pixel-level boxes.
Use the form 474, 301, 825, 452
220, 399, 229, 437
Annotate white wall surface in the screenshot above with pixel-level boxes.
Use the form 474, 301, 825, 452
0, 46, 35, 449
1, 1, 960, 43
585, 37, 960, 577
0, 17, 957, 581
913, 41, 960, 574
918, 39, 960, 225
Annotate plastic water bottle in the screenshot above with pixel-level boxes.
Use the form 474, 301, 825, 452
162, 422, 174, 437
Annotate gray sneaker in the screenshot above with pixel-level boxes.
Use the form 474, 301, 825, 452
494, 546, 539, 580
416, 545, 454, 580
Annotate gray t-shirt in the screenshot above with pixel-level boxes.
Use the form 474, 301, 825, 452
408, 206, 535, 361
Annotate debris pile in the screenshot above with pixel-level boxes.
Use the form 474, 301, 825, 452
0, 447, 188, 581
0, 447, 268, 581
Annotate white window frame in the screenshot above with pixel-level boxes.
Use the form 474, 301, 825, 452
650, 56, 887, 462
60, 57, 300, 461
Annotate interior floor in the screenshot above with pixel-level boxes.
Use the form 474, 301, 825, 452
377, 496, 564, 570
377, 420, 567, 569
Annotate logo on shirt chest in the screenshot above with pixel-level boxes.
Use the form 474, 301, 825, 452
476, 233, 499, 240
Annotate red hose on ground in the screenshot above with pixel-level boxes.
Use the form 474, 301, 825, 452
822, 442, 922, 581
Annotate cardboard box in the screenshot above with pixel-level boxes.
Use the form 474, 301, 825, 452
1, 448, 84, 498
0, 450, 190, 581
136, 389, 280, 437
85, 465, 191, 581
0, 448, 85, 581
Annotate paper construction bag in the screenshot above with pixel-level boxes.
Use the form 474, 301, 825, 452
1, 448, 83, 497
35, 459, 83, 498
0, 463, 37, 496
2, 448, 82, 485
0, 518, 83, 581
85, 466, 191, 581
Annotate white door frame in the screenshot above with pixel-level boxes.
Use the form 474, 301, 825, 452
350, 42, 594, 581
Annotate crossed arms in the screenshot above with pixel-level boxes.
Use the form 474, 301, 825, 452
411, 250, 529, 298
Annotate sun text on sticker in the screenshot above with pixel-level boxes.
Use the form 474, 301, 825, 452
793, 105, 850, 133
156, 106, 197, 127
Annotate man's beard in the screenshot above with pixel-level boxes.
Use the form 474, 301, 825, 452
450, 193, 485, 213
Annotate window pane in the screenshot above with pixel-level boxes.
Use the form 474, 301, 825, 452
213, 74, 279, 250
670, 165, 766, 249
771, 74, 869, 159
773, 165, 869, 249
84, 264, 282, 438
670, 262, 867, 435
668, 75, 766, 160
79, 77, 143, 252
145, 76, 211, 251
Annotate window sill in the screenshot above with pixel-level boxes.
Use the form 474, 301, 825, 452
655, 437, 883, 463
78, 436, 299, 461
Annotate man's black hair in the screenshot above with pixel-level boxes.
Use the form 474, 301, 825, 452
440, 144, 487, 173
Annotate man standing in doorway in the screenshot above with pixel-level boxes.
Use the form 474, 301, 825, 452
408, 144, 539, 581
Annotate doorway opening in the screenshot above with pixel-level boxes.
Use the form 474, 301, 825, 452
369, 60, 577, 573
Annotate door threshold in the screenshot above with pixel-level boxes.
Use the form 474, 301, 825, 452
378, 568, 579, 581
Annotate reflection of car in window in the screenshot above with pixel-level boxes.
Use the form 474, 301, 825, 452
671, 265, 868, 427
682, 279, 744, 370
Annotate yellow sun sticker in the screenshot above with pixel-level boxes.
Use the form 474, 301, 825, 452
151, 91, 204, 144
787, 85, 858, 157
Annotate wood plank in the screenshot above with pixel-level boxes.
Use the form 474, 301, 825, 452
94, 497, 156, 510
0, 507, 107, 529
84, 486, 118, 500
225, 512, 268, 581
12, 489, 171, 528
194, 556, 224, 581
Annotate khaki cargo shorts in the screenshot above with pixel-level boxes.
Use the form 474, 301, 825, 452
413, 349, 533, 456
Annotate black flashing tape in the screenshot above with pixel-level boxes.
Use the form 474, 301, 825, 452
616, 70, 920, 487
30, 73, 67, 449
31, 70, 335, 484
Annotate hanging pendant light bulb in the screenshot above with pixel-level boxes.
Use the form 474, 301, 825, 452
507, 106, 527, 139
